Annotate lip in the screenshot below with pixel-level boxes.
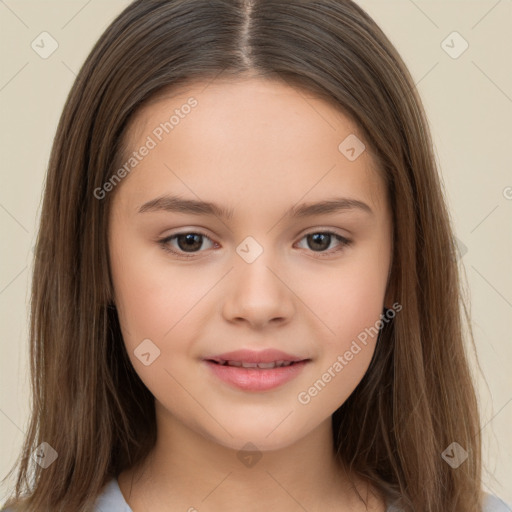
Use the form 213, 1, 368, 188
204, 349, 310, 392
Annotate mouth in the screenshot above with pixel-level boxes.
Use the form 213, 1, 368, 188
207, 359, 304, 369
203, 349, 311, 392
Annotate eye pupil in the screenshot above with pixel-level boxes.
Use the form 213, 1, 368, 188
178, 233, 203, 252
308, 233, 330, 251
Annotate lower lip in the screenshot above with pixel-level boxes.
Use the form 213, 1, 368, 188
204, 360, 309, 391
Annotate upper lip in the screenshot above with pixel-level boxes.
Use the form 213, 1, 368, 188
206, 349, 309, 364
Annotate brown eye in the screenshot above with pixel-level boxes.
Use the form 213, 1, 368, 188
159, 231, 216, 258
306, 233, 331, 251
296, 231, 352, 256
175, 233, 204, 252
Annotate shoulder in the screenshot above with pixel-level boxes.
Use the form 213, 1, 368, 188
93, 477, 133, 511
482, 493, 511, 512
386, 493, 510, 512
386, 493, 512, 512
2, 488, 509, 512
1, 479, 132, 512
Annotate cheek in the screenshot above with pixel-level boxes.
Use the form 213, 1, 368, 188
299, 286, 382, 415
110, 232, 218, 362
299, 251, 387, 402
301, 253, 388, 345
109, 232, 183, 346
109, 240, 205, 400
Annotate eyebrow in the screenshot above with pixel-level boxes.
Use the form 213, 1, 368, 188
138, 194, 373, 219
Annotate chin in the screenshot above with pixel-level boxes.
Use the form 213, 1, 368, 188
195, 416, 312, 453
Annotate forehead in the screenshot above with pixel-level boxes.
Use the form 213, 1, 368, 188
126, 76, 363, 149
117, 77, 387, 216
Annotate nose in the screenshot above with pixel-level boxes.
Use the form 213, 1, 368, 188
221, 249, 295, 330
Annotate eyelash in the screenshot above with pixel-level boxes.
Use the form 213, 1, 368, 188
157, 230, 353, 260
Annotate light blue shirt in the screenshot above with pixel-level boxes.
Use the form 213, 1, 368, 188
92, 478, 510, 511
2, 477, 511, 511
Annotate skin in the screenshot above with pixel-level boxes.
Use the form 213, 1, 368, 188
109, 76, 393, 511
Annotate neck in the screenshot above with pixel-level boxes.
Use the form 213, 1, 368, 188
118, 402, 384, 511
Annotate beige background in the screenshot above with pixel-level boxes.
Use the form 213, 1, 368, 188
0, 0, 511, 505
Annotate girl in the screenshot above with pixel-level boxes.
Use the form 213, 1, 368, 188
1, 1, 509, 511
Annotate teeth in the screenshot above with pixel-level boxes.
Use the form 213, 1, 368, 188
218, 360, 296, 368
257, 362, 277, 369
241, 362, 258, 368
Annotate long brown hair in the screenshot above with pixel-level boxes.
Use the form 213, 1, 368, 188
1, 1, 484, 510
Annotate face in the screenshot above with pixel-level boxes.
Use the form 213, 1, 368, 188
108, 76, 393, 452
